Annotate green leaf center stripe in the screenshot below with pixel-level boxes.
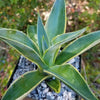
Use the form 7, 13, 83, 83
0, 28, 39, 53
44, 64, 97, 100
55, 31, 100, 64
1, 38, 46, 69
2, 70, 49, 100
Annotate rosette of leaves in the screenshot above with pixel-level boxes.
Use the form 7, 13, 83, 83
0, 0, 100, 100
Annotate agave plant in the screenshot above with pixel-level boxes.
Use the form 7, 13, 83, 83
1, 0, 100, 100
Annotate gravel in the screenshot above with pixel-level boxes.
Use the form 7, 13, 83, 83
11, 56, 80, 100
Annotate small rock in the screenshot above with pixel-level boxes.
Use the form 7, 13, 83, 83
47, 92, 53, 100
51, 96, 55, 100
72, 98, 76, 100
75, 62, 79, 69
57, 96, 63, 100
30, 90, 36, 95
61, 83, 66, 88
68, 58, 75, 64
33, 94, 38, 99
63, 90, 68, 96
37, 88, 41, 94
60, 88, 65, 93
41, 83, 47, 88
41, 94, 46, 98
52, 76, 56, 80
43, 88, 49, 94
68, 92, 72, 98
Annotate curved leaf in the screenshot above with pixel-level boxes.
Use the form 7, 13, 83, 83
55, 31, 100, 64
44, 64, 97, 100
43, 28, 87, 66
37, 14, 49, 56
1, 38, 46, 70
52, 27, 87, 45
27, 25, 37, 44
0, 28, 39, 53
2, 70, 49, 100
45, 0, 66, 41
46, 78, 61, 93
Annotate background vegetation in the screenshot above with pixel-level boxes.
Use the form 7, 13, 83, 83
0, 0, 100, 99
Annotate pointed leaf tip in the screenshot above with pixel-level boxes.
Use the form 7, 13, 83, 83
37, 14, 49, 56
46, 78, 61, 93
45, 0, 66, 40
